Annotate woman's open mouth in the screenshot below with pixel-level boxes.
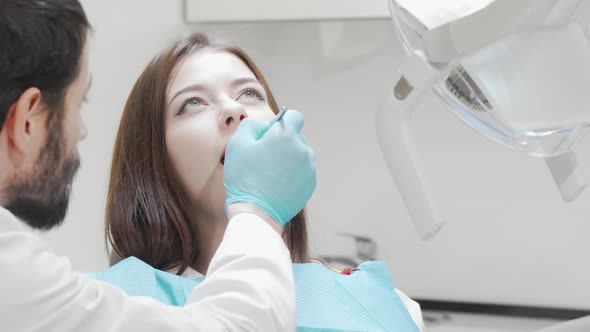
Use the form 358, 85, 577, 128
220, 147, 226, 165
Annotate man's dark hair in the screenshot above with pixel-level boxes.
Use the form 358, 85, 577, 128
0, 0, 90, 127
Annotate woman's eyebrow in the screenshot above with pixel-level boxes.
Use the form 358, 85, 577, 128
231, 77, 261, 87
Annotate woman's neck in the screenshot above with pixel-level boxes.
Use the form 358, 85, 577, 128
189, 205, 228, 275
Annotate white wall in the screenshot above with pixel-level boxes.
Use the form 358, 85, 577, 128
40, 0, 590, 310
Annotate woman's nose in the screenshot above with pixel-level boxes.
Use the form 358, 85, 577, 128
220, 102, 247, 129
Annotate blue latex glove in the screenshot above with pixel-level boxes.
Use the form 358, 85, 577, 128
224, 110, 316, 227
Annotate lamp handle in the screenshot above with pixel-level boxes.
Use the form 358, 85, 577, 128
376, 53, 444, 240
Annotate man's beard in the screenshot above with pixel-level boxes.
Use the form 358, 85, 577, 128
4, 117, 80, 230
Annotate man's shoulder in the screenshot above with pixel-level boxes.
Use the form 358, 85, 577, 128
0, 206, 64, 277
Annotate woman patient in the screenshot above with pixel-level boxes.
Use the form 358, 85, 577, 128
93, 32, 424, 331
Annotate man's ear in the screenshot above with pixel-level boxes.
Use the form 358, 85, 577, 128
4, 87, 46, 163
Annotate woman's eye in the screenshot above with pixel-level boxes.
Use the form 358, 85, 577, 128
238, 88, 265, 101
177, 97, 204, 116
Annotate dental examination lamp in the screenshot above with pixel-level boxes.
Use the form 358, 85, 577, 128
377, 0, 590, 240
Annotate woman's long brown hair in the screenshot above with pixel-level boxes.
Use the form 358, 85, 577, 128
105, 32, 309, 275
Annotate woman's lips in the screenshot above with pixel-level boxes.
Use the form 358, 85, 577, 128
220, 147, 226, 165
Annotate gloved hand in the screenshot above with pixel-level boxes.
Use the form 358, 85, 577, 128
224, 110, 316, 227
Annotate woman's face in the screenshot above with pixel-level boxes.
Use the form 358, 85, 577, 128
165, 49, 276, 218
